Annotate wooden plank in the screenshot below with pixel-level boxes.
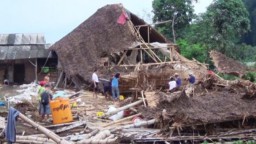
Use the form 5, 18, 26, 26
54, 121, 87, 133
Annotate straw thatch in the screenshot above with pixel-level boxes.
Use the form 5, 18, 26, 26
50, 4, 167, 82
210, 50, 247, 76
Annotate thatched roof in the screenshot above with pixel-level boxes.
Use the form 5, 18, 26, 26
210, 50, 247, 76
50, 4, 167, 81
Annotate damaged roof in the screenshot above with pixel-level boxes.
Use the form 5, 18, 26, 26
210, 50, 247, 76
0, 34, 53, 60
50, 4, 168, 81
0, 33, 46, 45
0, 44, 53, 60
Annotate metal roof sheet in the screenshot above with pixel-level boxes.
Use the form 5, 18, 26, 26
0, 45, 53, 60
0, 34, 46, 45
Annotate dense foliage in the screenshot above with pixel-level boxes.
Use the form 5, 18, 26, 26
152, 0, 194, 42
152, 0, 256, 63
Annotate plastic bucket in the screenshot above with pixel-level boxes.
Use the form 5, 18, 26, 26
50, 98, 73, 124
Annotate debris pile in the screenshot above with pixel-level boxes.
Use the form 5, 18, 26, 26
1, 3, 256, 144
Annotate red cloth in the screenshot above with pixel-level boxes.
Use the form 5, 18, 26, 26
117, 10, 129, 25
39, 81, 47, 86
207, 70, 215, 75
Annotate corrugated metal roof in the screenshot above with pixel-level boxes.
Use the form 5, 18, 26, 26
0, 34, 46, 45
0, 45, 53, 60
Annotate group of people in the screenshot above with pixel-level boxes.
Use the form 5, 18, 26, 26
92, 69, 121, 100
38, 74, 53, 121
168, 72, 196, 93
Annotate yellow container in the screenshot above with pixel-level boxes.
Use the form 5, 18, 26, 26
50, 98, 73, 124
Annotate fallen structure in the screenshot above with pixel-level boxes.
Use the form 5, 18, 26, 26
1, 4, 256, 144
210, 50, 248, 77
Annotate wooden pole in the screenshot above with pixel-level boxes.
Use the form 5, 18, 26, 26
18, 113, 71, 144
35, 59, 38, 82
141, 91, 147, 107
140, 49, 143, 63
54, 71, 64, 89
113, 119, 157, 131
104, 100, 143, 117
170, 46, 173, 62
147, 26, 150, 43
117, 51, 127, 65
55, 121, 87, 133
103, 113, 142, 128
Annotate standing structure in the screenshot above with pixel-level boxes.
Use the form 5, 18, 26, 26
0, 34, 57, 84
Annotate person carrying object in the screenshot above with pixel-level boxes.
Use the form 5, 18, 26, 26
40, 84, 53, 121
111, 73, 120, 100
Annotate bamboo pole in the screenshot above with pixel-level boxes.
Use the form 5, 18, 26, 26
18, 113, 71, 144
103, 113, 142, 128
117, 51, 127, 65
76, 129, 100, 144
55, 121, 87, 133
104, 100, 143, 117
35, 59, 38, 82
115, 119, 157, 131
76, 138, 118, 144
141, 91, 147, 107
54, 71, 64, 89
16, 135, 55, 144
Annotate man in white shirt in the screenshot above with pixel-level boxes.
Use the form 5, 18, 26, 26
168, 77, 177, 93
92, 69, 99, 98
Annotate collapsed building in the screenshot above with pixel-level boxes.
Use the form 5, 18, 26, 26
1, 4, 256, 144
50, 4, 208, 92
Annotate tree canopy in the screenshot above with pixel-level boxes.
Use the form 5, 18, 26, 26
152, 0, 195, 42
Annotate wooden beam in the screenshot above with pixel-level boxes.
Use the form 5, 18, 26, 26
102, 113, 142, 128
117, 51, 127, 66
18, 112, 71, 144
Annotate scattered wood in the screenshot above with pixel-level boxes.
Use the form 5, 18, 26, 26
104, 100, 143, 117
103, 113, 142, 128
18, 112, 72, 144
54, 121, 87, 133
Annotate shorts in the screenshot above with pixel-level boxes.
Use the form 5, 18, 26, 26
40, 103, 51, 115
94, 82, 99, 91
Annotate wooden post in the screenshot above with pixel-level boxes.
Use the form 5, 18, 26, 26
104, 100, 143, 117
147, 26, 150, 43
103, 113, 142, 128
18, 113, 71, 144
170, 46, 173, 62
141, 91, 147, 107
35, 59, 38, 82
54, 71, 64, 89
140, 49, 143, 63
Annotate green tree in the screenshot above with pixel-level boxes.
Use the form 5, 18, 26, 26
242, 0, 256, 46
204, 0, 250, 55
152, 0, 195, 43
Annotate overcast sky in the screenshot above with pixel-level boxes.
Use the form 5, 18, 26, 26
0, 0, 212, 43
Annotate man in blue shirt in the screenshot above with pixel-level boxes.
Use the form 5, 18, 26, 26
111, 73, 120, 100
174, 73, 182, 88
188, 73, 196, 84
